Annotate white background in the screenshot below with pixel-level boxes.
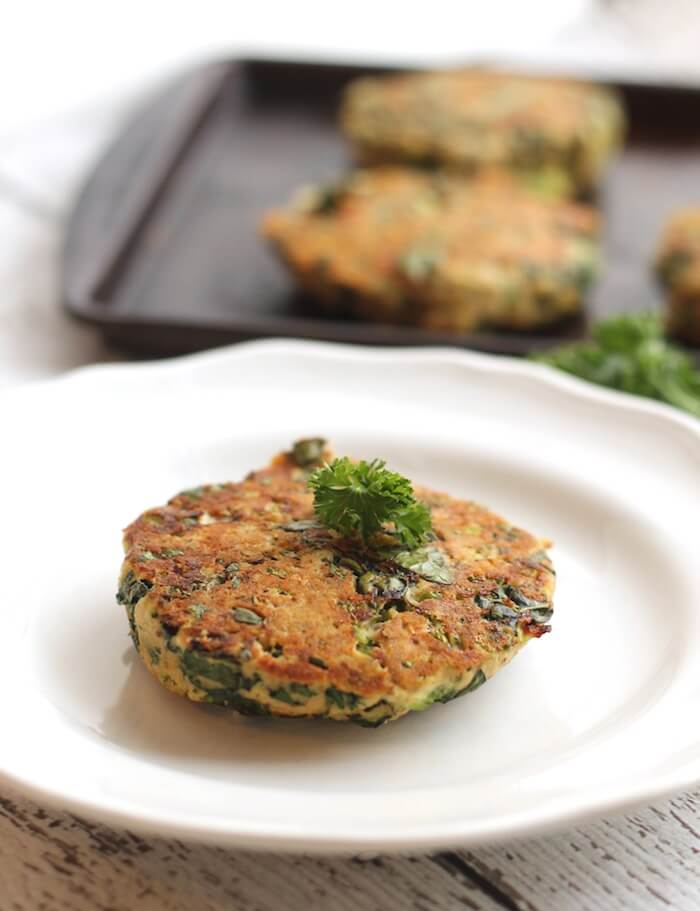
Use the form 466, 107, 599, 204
3, 0, 700, 135
0, 1, 585, 131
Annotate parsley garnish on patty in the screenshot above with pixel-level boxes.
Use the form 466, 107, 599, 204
307, 457, 431, 548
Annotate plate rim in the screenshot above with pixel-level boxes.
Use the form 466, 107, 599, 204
3, 338, 699, 853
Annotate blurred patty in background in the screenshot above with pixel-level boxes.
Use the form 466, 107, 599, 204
263, 166, 600, 333
340, 69, 625, 199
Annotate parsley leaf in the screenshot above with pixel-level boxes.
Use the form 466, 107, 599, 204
307, 457, 432, 547
532, 312, 700, 419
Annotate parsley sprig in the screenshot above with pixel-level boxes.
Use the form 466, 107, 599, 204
307, 457, 431, 548
532, 312, 700, 419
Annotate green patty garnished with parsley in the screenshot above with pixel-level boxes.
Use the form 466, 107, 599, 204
118, 439, 555, 725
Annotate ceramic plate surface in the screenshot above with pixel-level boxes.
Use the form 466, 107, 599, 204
1, 340, 699, 853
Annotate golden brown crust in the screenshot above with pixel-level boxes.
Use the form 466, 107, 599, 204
120, 444, 555, 703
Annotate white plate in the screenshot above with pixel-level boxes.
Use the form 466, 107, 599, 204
2, 340, 699, 853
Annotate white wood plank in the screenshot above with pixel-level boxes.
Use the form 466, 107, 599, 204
0, 788, 504, 911
463, 790, 700, 911
2, 784, 700, 911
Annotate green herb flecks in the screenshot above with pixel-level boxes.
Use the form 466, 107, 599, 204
502, 584, 547, 609
139, 547, 184, 562
339, 556, 365, 574
528, 606, 554, 624
308, 456, 432, 548
189, 603, 208, 620
148, 647, 161, 666
350, 713, 392, 728
122, 577, 151, 602
291, 437, 327, 467
116, 572, 153, 648
181, 651, 247, 691
355, 571, 408, 600
270, 683, 316, 706
393, 544, 454, 585
463, 669, 487, 693
204, 690, 271, 715
354, 623, 379, 655
232, 607, 263, 625
426, 616, 450, 646
180, 486, 206, 499
399, 246, 441, 281
310, 182, 348, 215
326, 687, 361, 710
280, 519, 322, 532
421, 669, 486, 709
476, 584, 552, 627
524, 549, 556, 574
404, 587, 441, 607
532, 312, 700, 419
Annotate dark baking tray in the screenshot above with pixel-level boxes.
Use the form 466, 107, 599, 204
63, 57, 700, 356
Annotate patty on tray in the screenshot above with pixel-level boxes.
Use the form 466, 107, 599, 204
340, 68, 624, 197
262, 167, 600, 333
656, 207, 700, 346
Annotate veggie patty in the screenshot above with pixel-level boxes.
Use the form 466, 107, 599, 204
340, 68, 624, 197
118, 440, 555, 725
262, 168, 599, 333
656, 207, 700, 346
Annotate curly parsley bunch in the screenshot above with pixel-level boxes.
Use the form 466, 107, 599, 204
307, 457, 431, 548
533, 312, 700, 419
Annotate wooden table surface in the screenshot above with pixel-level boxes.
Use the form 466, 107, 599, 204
1, 785, 699, 910
0, 100, 699, 911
